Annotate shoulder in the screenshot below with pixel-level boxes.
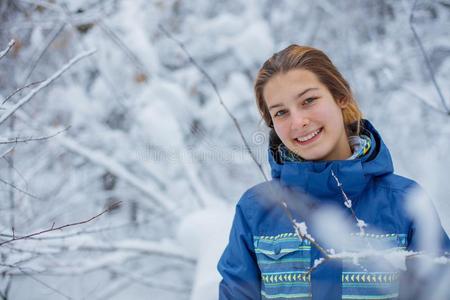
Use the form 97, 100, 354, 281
237, 180, 280, 209
236, 180, 285, 222
375, 173, 419, 194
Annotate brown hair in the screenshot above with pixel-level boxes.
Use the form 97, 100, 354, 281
254, 44, 362, 135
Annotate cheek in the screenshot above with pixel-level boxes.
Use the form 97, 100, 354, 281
274, 123, 289, 140
320, 106, 345, 125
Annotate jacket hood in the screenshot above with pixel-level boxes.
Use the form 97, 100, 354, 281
268, 119, 394, 199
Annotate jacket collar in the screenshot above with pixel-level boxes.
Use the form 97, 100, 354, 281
268, 120, 393, 200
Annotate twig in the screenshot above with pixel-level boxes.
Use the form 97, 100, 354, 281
0, 49, 96, 126
285, 204, 330, 258
0, 201, 121, 246
98, 20, 149, 78
331, 170, 367, 235
0, 40, 15, 60
0, 177, 40, 200
0, 126, 70, 144
1, 80, 44, 105
0, 202, 183, 241
107, 266, 191, 294
398, 85, 449, 115
0, 263, 74, 300
409, 0, 450, 115
0, 147, 15, 159
22, 23, 66, 84
158, 24, 268, 181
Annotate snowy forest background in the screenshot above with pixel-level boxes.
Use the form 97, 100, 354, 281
1, 0, 449, 299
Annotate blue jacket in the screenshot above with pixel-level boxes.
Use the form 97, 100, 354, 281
218, 120, 449, 300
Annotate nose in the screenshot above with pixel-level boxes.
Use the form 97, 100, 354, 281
290, 110, 310, 131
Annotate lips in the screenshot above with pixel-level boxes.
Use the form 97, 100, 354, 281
294, 128, 322, 145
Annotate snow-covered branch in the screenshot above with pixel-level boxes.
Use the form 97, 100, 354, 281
0, 126, 69, 145
292, 219, 330, 259
56, 135, 176, 213
1, 80, 44, 105
331, 170, 367, 234
0, 49, 96, 126
2, 238, 194, 276
0, 40, 15, 60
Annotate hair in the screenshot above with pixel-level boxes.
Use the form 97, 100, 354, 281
254, 44, 362, 136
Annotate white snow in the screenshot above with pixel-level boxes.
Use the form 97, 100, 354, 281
177, 204, 234, 300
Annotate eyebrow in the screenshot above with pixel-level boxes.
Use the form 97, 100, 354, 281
268, 88, 319, 111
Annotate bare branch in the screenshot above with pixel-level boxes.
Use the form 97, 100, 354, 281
107, 266, 191, 294
0, 263, 74, 300
0, 126, 70, 144
0, 147, 15, 159
0, 176, 40, 200
0, 49, 96, 126
0, 40, 15, 60
1, 80, 44, 105
0, 201, 121, 246
22, 23, 66, 84
98, 20, 149, 79
403, 85, 449, 115
409, 0, 450, 115
158, 24, 268, 181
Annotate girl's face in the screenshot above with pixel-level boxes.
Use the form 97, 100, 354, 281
263, 69, 351, 161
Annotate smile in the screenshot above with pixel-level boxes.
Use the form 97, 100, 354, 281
295, 128, 322, 145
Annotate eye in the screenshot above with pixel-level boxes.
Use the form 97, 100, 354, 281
303, 97, 317, 105
274, 110, 287, 118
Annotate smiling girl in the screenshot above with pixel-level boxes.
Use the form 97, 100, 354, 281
218, 45, 449, 300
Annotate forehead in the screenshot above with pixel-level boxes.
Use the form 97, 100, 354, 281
263, 69, 322, 104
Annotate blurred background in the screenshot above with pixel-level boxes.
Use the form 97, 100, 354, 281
0, 0, 449, 299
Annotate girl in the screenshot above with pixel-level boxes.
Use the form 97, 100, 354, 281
218, 45, 449, 300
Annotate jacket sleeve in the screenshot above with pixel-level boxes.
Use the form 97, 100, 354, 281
400, 187, 450, 300
217, 203, 261, 300
405, 186, 450, 252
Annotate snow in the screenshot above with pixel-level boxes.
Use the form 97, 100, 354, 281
296, 221, 308, 237
232, 21, 274, 69
1, 1, 449, 299
356, 219, 367, 231
176, 204, 234, 300
344, 199, 352, 208
313, 258, 325, 269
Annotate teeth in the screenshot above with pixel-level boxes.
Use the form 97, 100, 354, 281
296, 128, 321, 142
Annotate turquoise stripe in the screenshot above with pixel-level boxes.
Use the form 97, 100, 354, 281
262, 271, 309, 275
342, 271, 398, 275
258, 258, 310, 264
257, 237, 306, 243
263, 282, 310, 287
343, 283, 397, 288
255, 247, 310, 255
342, 293, 398, 299
261, 290, 311, 299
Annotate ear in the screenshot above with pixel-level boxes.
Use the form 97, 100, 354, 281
337, 96, 348, 109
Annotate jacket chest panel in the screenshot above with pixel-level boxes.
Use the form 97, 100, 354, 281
254, 232, 408, 300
